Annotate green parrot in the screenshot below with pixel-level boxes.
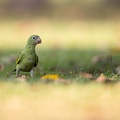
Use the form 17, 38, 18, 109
14, 35, 42, 77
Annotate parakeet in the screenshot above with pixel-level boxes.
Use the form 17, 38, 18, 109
14, 35, 42, 77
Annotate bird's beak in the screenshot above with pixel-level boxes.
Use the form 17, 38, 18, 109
36, 37, 42, 44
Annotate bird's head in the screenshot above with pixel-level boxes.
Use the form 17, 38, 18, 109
27, 35, 42, 46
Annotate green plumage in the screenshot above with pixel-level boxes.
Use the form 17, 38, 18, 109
15, 35, 42, 77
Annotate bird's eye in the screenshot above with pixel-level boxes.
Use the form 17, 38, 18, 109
32, 36, 36, 40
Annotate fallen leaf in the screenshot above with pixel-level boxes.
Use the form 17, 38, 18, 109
80, 72, 94, 79
41, 74, 59, 81
96, 73, 107, 83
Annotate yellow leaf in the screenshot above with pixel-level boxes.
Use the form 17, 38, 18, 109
41, 74, 59, 81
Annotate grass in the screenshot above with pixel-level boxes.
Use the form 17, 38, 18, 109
0, 18, 120, 120
0, 49, 117, 79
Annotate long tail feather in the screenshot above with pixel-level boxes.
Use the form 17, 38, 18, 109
13, 69, 16, 72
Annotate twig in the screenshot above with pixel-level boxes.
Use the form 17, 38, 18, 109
109, 56, 119, 75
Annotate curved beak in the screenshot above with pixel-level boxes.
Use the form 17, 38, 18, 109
36, 37, 42, 44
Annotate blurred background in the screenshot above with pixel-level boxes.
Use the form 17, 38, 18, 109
0, 0, 120, 50
1, 2, 120, 120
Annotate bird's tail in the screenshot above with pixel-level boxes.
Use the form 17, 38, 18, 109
13, 69, 16, 72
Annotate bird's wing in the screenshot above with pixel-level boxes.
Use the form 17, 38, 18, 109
16, 51, 24, 64
34, 55, 38, 67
